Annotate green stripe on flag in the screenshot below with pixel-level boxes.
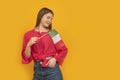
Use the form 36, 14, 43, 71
52, 34, 61, 44
48, 29, 58, 37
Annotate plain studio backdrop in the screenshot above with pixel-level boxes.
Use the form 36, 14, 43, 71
0, 0, 120, 80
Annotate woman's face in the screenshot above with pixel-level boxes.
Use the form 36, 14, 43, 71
40, 12, 53, 28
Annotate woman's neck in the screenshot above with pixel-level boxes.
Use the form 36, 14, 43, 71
35, 24, 49, 32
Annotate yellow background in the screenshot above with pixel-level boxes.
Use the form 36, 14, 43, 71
0, 0, 120, 80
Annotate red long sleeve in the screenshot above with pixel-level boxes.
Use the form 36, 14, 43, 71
54, 40, 68, 65
21, 32, 33, 64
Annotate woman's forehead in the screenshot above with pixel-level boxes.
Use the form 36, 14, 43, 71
44, 13, 53, 17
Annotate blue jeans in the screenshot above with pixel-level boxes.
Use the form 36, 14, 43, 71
33, 61, 63, 80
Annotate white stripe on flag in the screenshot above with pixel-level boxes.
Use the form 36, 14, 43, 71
52, 34, 61, 44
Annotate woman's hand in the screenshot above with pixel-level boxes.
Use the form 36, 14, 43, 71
27, 37, 38, 47
47, 57, 56, 68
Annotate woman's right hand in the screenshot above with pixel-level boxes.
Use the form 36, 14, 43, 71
27, 37, 39, 47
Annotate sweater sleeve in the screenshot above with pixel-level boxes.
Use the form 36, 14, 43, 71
54, 40, 68, 65
21, 33, 32, 64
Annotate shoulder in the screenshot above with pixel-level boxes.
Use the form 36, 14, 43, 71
23, 29, 35, 38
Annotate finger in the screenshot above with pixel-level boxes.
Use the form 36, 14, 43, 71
47, 60, 51, 64
46, 61, 51, 66
32, 41, 37, 45
47, 59, 53, 65
46, 62, 49, 66
34, 37, 38, 40
34, 38, 39, 42
48, 63, 55, 67
31, 37, 38, 40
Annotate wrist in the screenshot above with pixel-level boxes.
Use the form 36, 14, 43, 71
27, 42, 31, 47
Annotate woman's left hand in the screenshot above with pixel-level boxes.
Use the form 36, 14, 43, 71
47, 57, 56, 67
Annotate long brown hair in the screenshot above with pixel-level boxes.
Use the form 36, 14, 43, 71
35, 7, 54, 30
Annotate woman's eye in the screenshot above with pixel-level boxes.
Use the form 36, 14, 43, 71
47, 16, 50, 19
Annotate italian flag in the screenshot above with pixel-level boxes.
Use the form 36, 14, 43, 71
48, 29, 65, 48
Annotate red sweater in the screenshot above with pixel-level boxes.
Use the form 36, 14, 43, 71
21, 29, 68, 67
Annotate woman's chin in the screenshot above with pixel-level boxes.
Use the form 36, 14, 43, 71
44, 25, 49, 29
44, 24, 50, 28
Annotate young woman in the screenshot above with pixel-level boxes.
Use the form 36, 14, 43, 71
21, 7, 68, 80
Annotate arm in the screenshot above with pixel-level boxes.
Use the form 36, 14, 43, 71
24, 43, 31, 58
21, 34, 32, 64
21, 33, 38, 64
48, 29, 68, 66
54, 40, 68, 65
